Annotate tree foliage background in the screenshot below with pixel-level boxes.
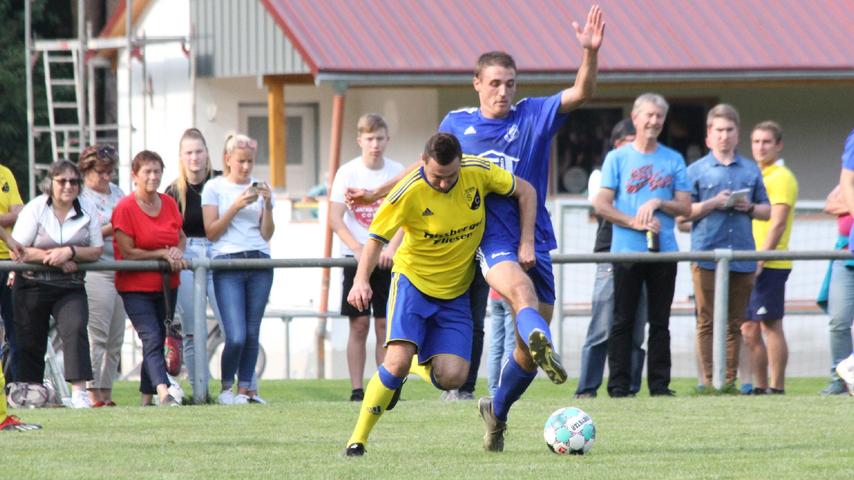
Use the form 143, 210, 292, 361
0, 0, 72, 199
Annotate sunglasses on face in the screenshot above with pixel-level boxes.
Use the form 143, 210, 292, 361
53, 177, 81, 187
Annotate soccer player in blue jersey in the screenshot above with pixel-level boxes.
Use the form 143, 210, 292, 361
343, 133, 537, 456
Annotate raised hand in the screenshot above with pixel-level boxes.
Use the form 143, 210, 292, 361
573, 4, 605, 51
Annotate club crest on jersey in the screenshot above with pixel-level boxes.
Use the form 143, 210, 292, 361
503, 124, 519, 143
465, 187, 481, 210
1, 182, 8, 193
477, 150, 520, 174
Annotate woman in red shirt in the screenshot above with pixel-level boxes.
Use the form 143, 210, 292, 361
112, 150, 186, 407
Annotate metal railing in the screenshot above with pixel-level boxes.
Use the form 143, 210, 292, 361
2, 248, 850, 403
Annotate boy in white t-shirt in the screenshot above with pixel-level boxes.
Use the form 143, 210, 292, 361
330, 114, 404, 401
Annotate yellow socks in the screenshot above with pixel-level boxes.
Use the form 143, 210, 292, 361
409, 356, 432, 384
346, 370, 397, 446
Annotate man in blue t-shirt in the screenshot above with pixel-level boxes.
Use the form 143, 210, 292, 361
593, 93, 691, 397
832, 128, 854, 395
684, 104, 770, 391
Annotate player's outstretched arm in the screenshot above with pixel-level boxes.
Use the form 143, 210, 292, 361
559, 4, 605, 113
345, 162, 420, 207
347, 238, 383, 311
511, 177, 537, 270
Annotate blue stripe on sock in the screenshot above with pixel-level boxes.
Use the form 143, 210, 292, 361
492, 355, 536, 422
378, 364, 405, 390
516, 307, 550, 346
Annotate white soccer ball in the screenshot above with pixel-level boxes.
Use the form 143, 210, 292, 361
544, 406, 596, 455
7, 382, 50, 409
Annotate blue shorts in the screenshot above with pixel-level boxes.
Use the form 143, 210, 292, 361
746, 268, 791, 321
478, 242, 555, 305
387, 272, 472, 362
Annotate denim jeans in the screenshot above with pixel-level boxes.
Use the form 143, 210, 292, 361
177, 238, 259, 392
120, 291, 175, 394
827, 261, 854, 381
487, 297, 516, 396
576, 263, 646, 396
213, 250, 274, 389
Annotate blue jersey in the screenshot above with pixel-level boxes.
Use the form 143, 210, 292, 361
842, 129, 854, 255
439, 92, 568, 251
600, 143, 690, 253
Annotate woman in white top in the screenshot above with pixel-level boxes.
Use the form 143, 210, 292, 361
202, 133, 274, 405
78, 144, 126, 407
11, 160, 103, 408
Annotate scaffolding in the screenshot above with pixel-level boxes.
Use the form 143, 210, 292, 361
24, 0, 187, 198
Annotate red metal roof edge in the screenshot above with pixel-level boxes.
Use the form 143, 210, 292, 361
259, 0, 319, 78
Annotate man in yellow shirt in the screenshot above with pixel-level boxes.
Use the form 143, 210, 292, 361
0, 164, 22, 383
741, 121, 798, 394
343, 133, 536, 456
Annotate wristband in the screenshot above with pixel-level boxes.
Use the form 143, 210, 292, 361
68, 245, 77, 259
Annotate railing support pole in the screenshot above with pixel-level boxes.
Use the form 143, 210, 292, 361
712, 249, 732, 390
192, 260, 209, 404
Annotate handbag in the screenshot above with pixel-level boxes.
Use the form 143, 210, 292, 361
162, 272, 183, 377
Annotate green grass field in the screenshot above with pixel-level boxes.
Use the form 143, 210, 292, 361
3, 378, 853, 479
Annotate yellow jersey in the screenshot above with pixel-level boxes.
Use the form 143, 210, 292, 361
369, 157, 516, 299
0, 165, 23, 259
753, 163, 798, 269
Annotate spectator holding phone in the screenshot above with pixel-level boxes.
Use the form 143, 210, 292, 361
202, 132, 274, 405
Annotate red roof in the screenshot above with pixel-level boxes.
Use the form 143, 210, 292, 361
261, 0, 854, 78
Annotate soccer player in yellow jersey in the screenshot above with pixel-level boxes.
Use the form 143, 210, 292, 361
343, 133, 536, 456
0, 229, 40, 431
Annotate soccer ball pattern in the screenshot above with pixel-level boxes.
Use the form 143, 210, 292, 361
7, 382, 50, 409
544, 407, 596, 455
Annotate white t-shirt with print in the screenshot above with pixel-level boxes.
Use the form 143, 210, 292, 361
80, 183, 125, 260
329, 156, 404, 256
200, 176, 273, 257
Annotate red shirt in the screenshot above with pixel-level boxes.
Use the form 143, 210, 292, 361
112, 193, 183, 292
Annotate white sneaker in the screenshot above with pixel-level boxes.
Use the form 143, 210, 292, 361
70, 390, 92, 409
835, 354, 854, 395
248, 394, 267, 405
233, 393, 250, 405
168, 382, 185, 404
218, 390, 236, 405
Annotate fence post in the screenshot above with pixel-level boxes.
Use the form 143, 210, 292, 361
192, 260, 209, 404
712, 249, 732, 390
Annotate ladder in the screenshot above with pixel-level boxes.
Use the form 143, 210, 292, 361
42, 48, 85, 163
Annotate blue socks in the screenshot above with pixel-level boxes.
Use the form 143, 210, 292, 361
492, 354, 537, 422
516, 307, 551, 346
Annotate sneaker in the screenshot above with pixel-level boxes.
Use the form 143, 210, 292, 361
740, 383, 754, 395
750, 387, 768, 395
650, 389, 676, 397
167, 383, 185, 404
350, 388, 364, 402
820, 379, 848, 396
386, 378, 406, 411
344, 443, 366, 457
105, 401, 117, 407
478, 397, 506, 452
767, 388, 785, 395
835, 354, 854, 395
457, 390, 475, 401
159, 394, 181, 407
248, 394, 267, 405
0, 415, 42, 432
91, 401, 107, 408
527, 329, 567, 384
573, 392, 596, 399
71, 390, 92, 409
440, 389, 459, 402
233, 394, 250, 405
218, 390, 236, 405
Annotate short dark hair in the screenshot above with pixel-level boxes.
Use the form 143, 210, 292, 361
475, 51, 516, 78
41, 160, 81, 196
131, 150, 164, 174
423, 133, 462, 166
610, 119, 636, 147
752, 120, 783, 144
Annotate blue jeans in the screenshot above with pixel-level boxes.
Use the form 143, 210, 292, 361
487, 297, 516, 396
120, 291, 175, 394
827, 261, 854, 381
178, 238, 259, 391
213, 251, 273, 389
576, 263, 647, 396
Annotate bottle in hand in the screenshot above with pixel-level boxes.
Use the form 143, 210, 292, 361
646, 230, 660, 252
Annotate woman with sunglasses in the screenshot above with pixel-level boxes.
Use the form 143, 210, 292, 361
202, 133, 274, 405
113, 150, 185, 407
78, 144, 126, 407
10, 160, 103, 408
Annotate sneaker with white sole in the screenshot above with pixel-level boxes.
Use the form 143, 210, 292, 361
249, 394, 267, 405
528, 329, 567, 384
233, 394, 250, 405
835, 354, 854, 395
1, 415, 42, 431
218, 390, 236, 405
440, 389, 459, 402
167, 383, 184, 404
478, 396, 506, 452
70, 390, 92, 409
